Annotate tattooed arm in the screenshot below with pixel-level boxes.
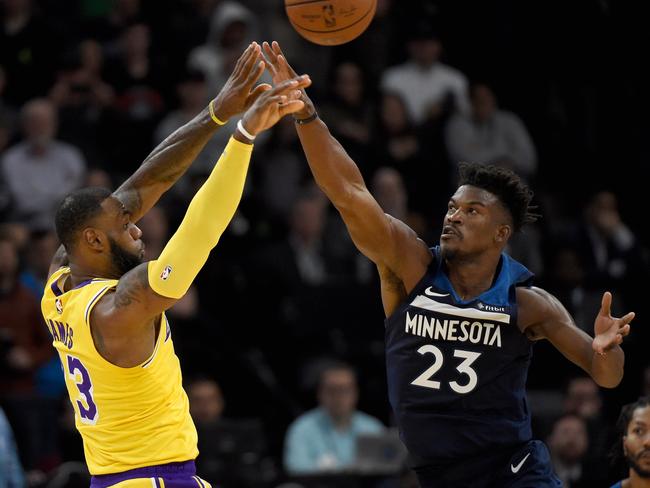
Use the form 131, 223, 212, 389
46, 44, 268, 279
113, 42, 269, 222
88, 75, 311, 367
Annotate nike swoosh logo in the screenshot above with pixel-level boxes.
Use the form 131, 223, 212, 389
510, 452, 531, 473
424, 287, 450, 298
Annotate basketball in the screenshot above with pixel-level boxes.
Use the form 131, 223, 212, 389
285, 0, 377, 46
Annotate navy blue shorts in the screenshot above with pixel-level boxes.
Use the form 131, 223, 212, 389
414, 440, 562, 488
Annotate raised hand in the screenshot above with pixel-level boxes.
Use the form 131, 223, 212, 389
211, 42, 272, 122
262, 41, 314, 119
240, 75, 312, 137
592, 291, 635, 354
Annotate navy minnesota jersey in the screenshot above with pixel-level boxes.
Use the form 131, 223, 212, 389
385, 246, 535, 465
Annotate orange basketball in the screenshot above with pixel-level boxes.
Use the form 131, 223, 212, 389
285, 0, 377, 46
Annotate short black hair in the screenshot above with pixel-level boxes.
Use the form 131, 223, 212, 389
318, 359, 357, 388
458, 162, 538, 232
55, 187, 112, 251
610, 396, 650, 469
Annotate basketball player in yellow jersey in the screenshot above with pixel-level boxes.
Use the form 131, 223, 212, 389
40, 42, 311, 487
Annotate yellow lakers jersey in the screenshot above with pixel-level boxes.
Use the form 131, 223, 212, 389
41, 267, 198, 475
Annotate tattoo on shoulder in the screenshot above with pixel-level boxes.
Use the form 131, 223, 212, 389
113, 265, 149, 309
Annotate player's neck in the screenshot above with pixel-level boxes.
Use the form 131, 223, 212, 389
68, 261, 111, 288
446, 256, 499, 301
628, 470, 650, 487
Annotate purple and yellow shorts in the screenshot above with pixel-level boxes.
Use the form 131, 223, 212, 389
90, 461, 211, 488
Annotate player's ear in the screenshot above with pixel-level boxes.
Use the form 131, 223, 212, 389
83, 228, 105, 252
495, 224, 511, 243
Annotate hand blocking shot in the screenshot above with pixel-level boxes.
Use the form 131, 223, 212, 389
262, 41, 635, 488
40, 42, 310, 488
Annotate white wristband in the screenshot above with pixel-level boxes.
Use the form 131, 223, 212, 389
237, 119, 256, 141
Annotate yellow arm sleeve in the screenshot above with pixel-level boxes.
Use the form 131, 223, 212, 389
148, 136, 253, 299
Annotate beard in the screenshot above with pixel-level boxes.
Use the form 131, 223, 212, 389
627, 451, 650, 478
107, 237, 143, 277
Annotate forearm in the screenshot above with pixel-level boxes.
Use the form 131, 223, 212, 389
148, 136, 252, 299
296, 117, 367, 207
590, 346, 625, 388
115, 104, 222, 221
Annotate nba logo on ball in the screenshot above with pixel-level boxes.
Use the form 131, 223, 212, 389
160, 265, 172, 281
55, 298, 63, 314
285, 0, 377, 46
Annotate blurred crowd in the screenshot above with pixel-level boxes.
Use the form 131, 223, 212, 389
0, 0, 648, 487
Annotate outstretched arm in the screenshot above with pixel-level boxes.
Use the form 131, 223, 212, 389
47, 43, 270, 278
262, 42, 430, 286
114, 42, 270, 222
93, 76, 311, 330
518, 287, 634, 388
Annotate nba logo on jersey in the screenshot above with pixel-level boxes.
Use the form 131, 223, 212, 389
55, 298, 63, 314
160, 265, 172, 280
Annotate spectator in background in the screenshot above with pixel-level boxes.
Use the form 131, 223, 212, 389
381, 24, 469, 126
154, 69, 222, 182
104, 23, 166, 171
49, 39, 115, 168
1, 98, 86, 229
257, 116, 308, 221
0, 407, 25, 488
19, 228, 59, 299
370, 167, 428, 240
547, 414, 605, 487
445, 82, 538, 181
564, 376, 609, 461
188, 376, 225, 425
188, 1, 260, 97
572, 191, 646, 309
188, 376, 271, 487
371, 92, 449, 218
284, 361, 384, 475
84, 0, 144, 53
0, 230, 53, 396
187, 2, 269, 168
320, 62, 373, 166
610, 397, 650, 488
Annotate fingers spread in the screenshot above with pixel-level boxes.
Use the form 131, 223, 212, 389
262, 41, 277, 63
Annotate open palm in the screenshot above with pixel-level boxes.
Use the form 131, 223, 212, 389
592, 291, 635, 354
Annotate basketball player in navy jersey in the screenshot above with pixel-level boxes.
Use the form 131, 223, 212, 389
610, 397, 650, 488
262, 42, 636, 487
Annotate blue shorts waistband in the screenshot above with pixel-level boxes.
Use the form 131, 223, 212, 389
90, 460, 196, 488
